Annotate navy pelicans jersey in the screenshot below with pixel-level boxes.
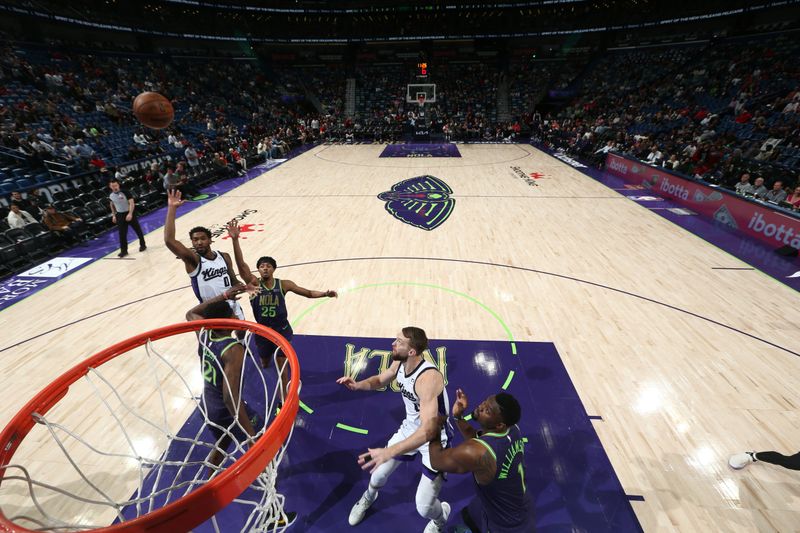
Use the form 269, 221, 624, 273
395, 360, 450, 444
250, 278, 291, 332
472, 424, 532, 532
189, 251, 244, 319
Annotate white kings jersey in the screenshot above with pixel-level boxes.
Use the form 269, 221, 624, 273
396, 360, 451, 445
189, 251, 245, 319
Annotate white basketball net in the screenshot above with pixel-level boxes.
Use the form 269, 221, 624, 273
0, 327, 295, 532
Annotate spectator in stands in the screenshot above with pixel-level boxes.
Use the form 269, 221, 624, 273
142, 166, 158, 185
7, 203, 37, 229
28, 189, 48, 211
662, 154, 680, 170
8, 191, 41, 216
786, 186, 800, 209
162, 166, 181, 192
168, 133, 183, 149
185, 144, 200, 169
646, 145, 663, 166
115, 166, 130, 182
133, 131, 149, 146
257, 137, 270, 159
735, 174, 754, 195
161, 164, 199, 197
61, 140, 79, 162
30, 137, 56, 157
74, 139, 94, 167
42, 204, 83, 243
752, 177, 768, 199
229, 147, 246, 174
213, 152, 232, 174
89, 154, 107, 170
764, 181, 788, 203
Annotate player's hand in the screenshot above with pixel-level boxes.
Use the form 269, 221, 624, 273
167, 188, 184, 208
245, 279, 260, 296
359, 447, 393, 473
224, 284, 249, 300
452, 388, 469, 418
125, 213, 132, 222
226, 219, 241, 239
111, 215, 116, 223
325, 289, 338, 298
336, 376, 359, 390
423, 415, 447, 442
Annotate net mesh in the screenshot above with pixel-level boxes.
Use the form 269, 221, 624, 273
0, 325, 295, 532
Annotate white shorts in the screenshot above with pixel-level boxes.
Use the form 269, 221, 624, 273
387, 423, 448, 474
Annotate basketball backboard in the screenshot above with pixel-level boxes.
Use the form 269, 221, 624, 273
406, 83, 436, 104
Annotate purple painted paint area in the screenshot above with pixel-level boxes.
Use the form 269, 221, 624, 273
379, 144, 461, 158
120, 335, 641, 532
532, 143, 800, 292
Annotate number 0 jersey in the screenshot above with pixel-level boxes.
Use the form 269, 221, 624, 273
189, 251, 244, 319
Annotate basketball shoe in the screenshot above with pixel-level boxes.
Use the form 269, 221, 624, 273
271, 511, 297, 528
348, 490, 376, 526
729, 452, 757, 469
423, 501, 450, 533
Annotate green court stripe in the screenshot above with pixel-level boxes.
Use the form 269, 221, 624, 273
501, 370, 515, 390
294, 282, 516, 353
299, 400, 313, 414
336, 423, 368, 435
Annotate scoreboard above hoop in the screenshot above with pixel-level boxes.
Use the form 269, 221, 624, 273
416, 62, 428, 79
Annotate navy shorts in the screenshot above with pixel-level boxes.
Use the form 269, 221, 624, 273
254, 325, 294, 366
204, 394, 259, 443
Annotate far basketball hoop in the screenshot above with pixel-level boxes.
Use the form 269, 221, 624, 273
406, 83, 436, 104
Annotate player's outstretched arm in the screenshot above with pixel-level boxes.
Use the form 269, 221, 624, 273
164, 189, 198, 270
282, 279, 338, 299
226, 219, 257, 285
186, 284, 248, 321
336, 360, 398, 391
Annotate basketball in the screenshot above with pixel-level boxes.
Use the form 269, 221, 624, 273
133, 91, 174, 129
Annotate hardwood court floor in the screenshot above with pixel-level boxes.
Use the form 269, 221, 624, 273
1, 144, 799, 531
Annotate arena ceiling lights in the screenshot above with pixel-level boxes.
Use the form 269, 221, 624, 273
2, 0, 799, 43
161, 0, 587, 13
